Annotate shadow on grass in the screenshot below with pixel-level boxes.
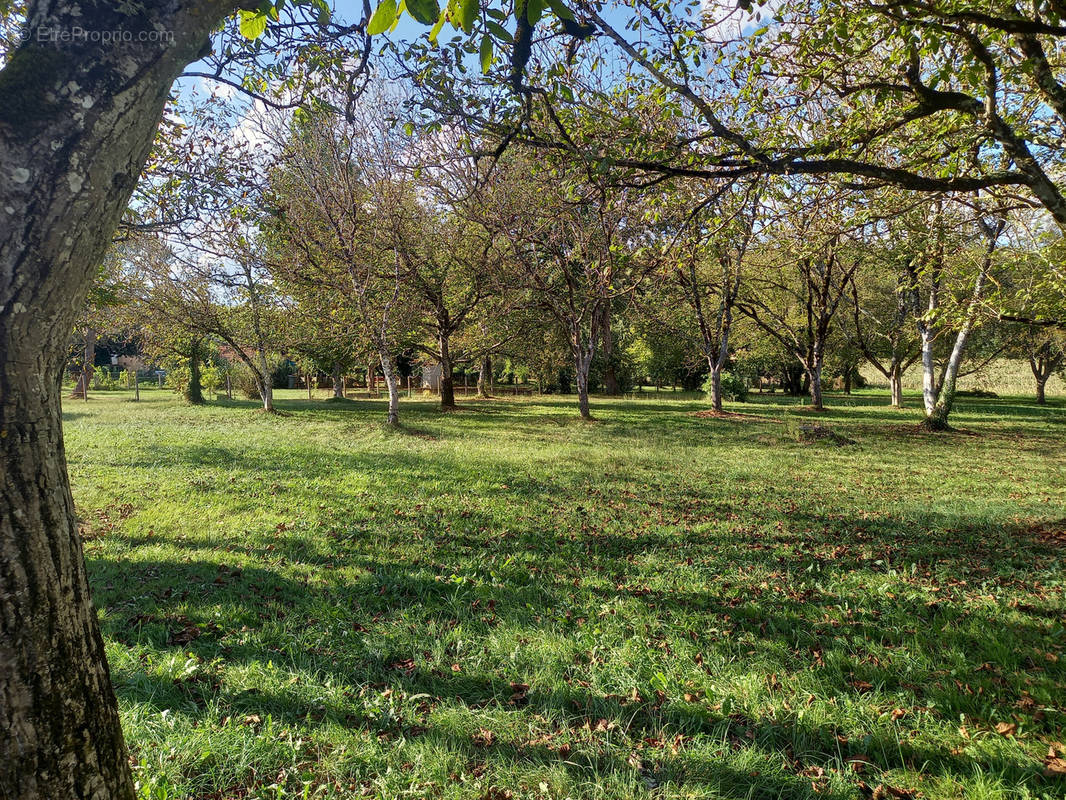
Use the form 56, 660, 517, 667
90, 478, 1065, 797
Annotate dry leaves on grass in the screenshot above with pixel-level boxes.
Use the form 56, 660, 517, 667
1044, 743, 1066, 777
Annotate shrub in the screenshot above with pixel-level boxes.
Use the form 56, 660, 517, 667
232, 365, 262, 399
702, 370, 748, 402
91, 366, 121, 391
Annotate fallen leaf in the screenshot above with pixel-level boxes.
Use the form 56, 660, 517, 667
994, 722, 1018, 737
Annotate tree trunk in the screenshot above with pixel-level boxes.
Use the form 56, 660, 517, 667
808, 364, 824, 409
380, 353, 400, 425
255, 349, 273, 412
924, 220, 1000, 430
708, 359, 723, 412
1030, 354, 1050, 405
574, 347, 594, 420
889, 363, 904, 408
185, 341, 204, 405
477, 355, 491, 397
808, 339, 825, 410
843, 365, 853, 395
439, 333, 456, 410
332, 362, 344, 398
0, 4, 229, 797
919, 322, 937, 417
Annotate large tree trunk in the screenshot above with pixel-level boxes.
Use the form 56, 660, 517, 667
927, 329, 969, 430
708, 361, 724, 412
919, 322, 937, 417
332, 362, 344, 398
1036, 375, 1047, 405
439, 332, 456, 410
807, 339, 825, 410
185, 340, 205, 404
923, 220, 1001, 430
477, 355, 491, 397
574, 346, 594, 420
0, 4, 230, 798
889, 361, 904, 408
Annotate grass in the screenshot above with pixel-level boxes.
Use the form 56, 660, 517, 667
859, 358, 1066, 397
64, 386, 1066, 800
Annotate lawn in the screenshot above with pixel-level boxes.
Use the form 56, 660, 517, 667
64, 388, 1066, 800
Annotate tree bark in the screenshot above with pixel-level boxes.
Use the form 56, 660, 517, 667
1029, 351, 1054, 405
477, 355, 491, 397
332, 362, 344, 398
807, 339, 825, 410
889, 362, 904, 408
708, 362, 723, 412
254, 348, 273, 412
919, 322, 937, 417
574, 345, 594, 420
0, 4, 232, 798
439, 332, 456, 410
380, 352, 400, 425
185, 339, 204, 405
923, 219, 1002, 430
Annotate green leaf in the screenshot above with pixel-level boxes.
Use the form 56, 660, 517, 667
238, 10, 268, 39
479, 34, 493, 73
459, 0, 478, 34
406, 0, 440, 25
428, 8, 447, 42
367, 0, 398, 35
311, 0, 331, 26
526, 0, 546, 25
546, 0, 574, 22
486, 20, 512, 42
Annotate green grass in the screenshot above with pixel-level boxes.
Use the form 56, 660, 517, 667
64, 387, 1066, 800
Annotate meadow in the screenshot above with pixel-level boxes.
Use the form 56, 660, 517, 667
64, 387, 1066, 800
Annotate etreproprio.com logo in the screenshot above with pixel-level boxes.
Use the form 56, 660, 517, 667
11, 25, 174, 46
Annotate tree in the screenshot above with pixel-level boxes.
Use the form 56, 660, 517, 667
900, 199, 1008, 429
487, 149, 656, 419
264, 101, 416, 425
736, 185, 862, 410
422, 0, 1066, 227
0, 6, 239, 795
387, 196, 496, 410
668, 182, 760, 411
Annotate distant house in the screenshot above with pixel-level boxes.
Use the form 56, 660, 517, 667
114, 354, 145, 372
421, 362, 441, 392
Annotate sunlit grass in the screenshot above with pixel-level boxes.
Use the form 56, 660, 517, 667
65, 386, 1066, 799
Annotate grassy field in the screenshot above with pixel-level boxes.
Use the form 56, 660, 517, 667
859, 358, 1066, 398
64, 387, 1066, 800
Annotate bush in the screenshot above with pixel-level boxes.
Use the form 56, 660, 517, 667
702, 370, 748, 402
232, 365, 262, 399
91, 366, 121, 391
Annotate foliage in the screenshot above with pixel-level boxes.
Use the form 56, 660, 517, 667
702, 370, 748, 402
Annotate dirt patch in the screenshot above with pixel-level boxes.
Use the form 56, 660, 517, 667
690, 409, 780, 423
795, 424, 856, 446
